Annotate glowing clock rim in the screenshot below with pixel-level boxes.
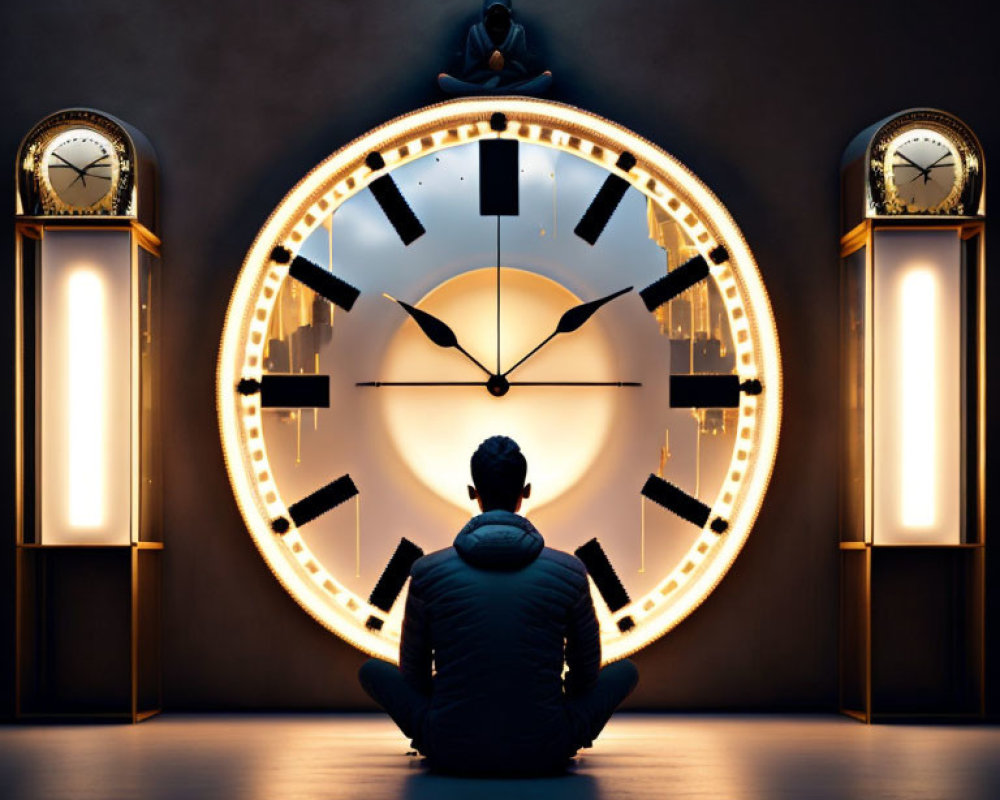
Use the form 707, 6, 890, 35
217, 97, 783, 663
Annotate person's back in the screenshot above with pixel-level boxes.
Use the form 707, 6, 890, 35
359, 436, 638, 776
405, 510, 596, 772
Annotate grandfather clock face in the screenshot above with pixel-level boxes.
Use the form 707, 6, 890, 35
42, 128, 117, 211
884, 128, 962, 213
218, 99, 782, 662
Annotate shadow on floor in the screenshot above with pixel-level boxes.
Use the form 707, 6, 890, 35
403, 770, 599, 800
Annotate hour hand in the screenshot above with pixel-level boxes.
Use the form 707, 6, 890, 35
894, 152, 925, 172
503, 286, 633, 377
53, 152, 89, 187
52, 152, 84, 174
81, 154, 111, 172
385, 294, 492, 376
554, 286, 633, 334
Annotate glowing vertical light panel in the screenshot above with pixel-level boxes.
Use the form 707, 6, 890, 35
873, 230, 961, 544
40, 229, 132, 545
66, 270, 106, 527
898, 270, 936, 528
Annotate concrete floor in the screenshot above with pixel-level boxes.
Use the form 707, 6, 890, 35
0, 714, 998, 800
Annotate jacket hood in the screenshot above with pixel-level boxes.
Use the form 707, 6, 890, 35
454, 510, 543, 570
483, 0, 512, 13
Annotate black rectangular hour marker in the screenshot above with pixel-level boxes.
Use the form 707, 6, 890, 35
639, 254, 710, 312
368, 537, 425, 613
288, 255, 360, 311
670, 374, 741, 408
288, 474, 359, 529
369, 174, 426, 245
479, 139, 519, 216
573, 153, 636, 245
575, 538, 631, 613
260, 374, 330, 408
641, 474, 711, 528
574, 176, 628, 244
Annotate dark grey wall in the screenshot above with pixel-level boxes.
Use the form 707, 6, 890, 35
2, 0, 997, 713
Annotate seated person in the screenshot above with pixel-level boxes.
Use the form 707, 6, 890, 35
438, 0, 553, 96
359, 436, 638, 775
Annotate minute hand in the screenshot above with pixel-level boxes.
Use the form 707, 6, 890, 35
503, 286, 633, 378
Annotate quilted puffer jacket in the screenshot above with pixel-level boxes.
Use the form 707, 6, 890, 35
401, 509, 600, 774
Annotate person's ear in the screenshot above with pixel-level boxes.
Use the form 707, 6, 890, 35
469, 485, 485, 510
513, 483, 531, 513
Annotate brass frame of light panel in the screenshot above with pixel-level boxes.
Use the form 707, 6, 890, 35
837, 218, 986, 723
837, 220, 874, 547
839, 218, 984, 255
13, 219, 161, 548
13, 218, 163, 722
17, 542, 164, 549
972, 222, 987, 718
840, 542, 984, 550
15, 218, 161, 253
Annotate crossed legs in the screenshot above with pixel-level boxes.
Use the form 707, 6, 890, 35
565, 659, 639, 749
359, 657, 638, 754
358, 658, 430, 747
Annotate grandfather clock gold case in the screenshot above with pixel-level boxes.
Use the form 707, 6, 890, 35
839, 108, 986, 721
14, 108, 162, 720
218, 98, 783, 662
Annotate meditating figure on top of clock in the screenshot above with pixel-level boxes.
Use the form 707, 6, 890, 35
438, 0, 553, 96
358, 436, 638, 775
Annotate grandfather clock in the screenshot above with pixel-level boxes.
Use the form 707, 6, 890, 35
839, 109, 985, 721
14, 109, 162, 721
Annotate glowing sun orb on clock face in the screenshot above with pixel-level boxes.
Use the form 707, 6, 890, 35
380, 267, 617, 513
217, 98, 782, 664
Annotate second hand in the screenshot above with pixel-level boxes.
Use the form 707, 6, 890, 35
496, 215, 501, 375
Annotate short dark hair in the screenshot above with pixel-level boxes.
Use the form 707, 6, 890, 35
470, 436, 527, 511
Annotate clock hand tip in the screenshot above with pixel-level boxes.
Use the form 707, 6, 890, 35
382, 292, 398, 303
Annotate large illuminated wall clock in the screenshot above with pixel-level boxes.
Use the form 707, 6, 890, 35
218, 98, 782, 663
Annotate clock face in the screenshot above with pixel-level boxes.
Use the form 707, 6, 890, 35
218, 99, 782, 662
884, 128, 961, 213
41, 128, 118, 211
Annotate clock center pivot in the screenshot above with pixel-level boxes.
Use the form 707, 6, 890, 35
486, 374, 510, 396
380, 266, 618, 513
